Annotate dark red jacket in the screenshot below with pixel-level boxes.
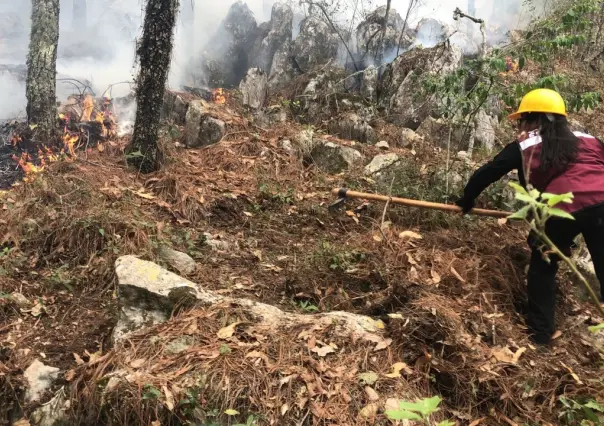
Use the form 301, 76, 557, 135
520, 131, 604, 213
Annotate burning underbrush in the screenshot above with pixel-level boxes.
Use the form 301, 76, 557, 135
1, 94, 604, 425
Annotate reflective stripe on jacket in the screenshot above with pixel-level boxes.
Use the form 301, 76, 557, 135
519, 131, 604, 213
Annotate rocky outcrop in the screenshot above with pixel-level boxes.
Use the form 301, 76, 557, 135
328, 113, 377, 143
113, 256, 387, 342
292, 16, 339, 72
474, 110, 497, 151
199, 2, 259, 88
268, 40, 295, 87
305, 141, 363, 173
251, 3, 293, 74
239, 68, 268, 109
364, 153, 400, 175
255, 105, 287, 128
360, 65, 379, 101
185, 101, 226, 148
378, 43, 462, 129
416, 117, 464, 149
415, 18, 450, 47
356, 6, 413, 61
400, 128, 424, 147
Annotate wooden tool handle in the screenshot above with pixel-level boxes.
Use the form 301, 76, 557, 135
332, 188, 512, 219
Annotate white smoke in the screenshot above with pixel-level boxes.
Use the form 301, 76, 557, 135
0, 0, 538, 120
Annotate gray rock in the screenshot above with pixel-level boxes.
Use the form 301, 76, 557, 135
378, 44, 462, 129
239, 68, 268, 109
157, 246, 196, 275
280, 139, 295, 155
293, 128, 317, 156
306, 142, 363, 173
269, 40, 295, 87
474, 110, 497, 151
415, 18, 450, 47
251, 2, 293, 74
113, 256, 215, 341
9, 292, 30, 308
256, 105, 287, 127
24, 360, 60, 403
356, 6, 413, 61
328, 113, 377, 143
292, 16, 339, 72
185, 101, 226, 148
203, 233, 231, 251
360, 65, 379, 102
197, 2, 259, 87
375, 141, 390, 150
365, 153, 400, 175
165, 336, 194, 355
31, 388, 70, 426
400, 128, 423, 147
161, 91, 188, 125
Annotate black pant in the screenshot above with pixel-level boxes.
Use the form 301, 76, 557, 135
526, 203, 604, 344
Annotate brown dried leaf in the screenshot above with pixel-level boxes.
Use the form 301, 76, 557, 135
374, 338, 392, 352
384, 362, 412, 378
12, 420, 30, 426
512, 347, 527, 364
73, 353, 85, 366
552, 330, 563, 340
431, 269, 441, 284
217, 322, 242, 339
64, 369, 76, 382
406, 252, 418, 265
365, 386, 379, 401
359, 403, 379, 419
245, 350, 272, 367
130, 358, 146, 369
311, 344, 336, 357
399, 230, 423, 240
163, 385, 175, 411
561, 362, 583, 385
469, 418, 486, 426
491, 346, 515, 363
451, 266, 466, 283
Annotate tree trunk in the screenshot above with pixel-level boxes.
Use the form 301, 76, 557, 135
126, 0, 180, 173
26, 0, 60, 138
72, 0, 87, 30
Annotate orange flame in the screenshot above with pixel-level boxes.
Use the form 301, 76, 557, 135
63, 132, 79, 157
12, 152, 45, 176
82, 95, 94, 121
213, 88, 226, 104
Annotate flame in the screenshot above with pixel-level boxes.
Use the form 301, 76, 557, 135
63, 132, 79, 157
12, 152, 45, 177
82, 95, 94, 121
213, 88, 226, 104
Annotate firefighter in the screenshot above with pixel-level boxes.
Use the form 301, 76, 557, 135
455, 88, 604, 345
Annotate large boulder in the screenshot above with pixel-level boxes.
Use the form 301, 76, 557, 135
268, 40, 296, 87
305, 141, 363, 173
198, 2, 259, 88
292, 16, 339, 72
415, 18, 451, 48
360, 65, 379, 101
185, 101, 226, 148
474, 110, 497, 151
112, 255, 216, 341
239, 68, 268, 109
356, 6, 414, 62
378, 43, 463, 129
328, 113, 377, 143
251, 2, 293, 73
157, 246, 197, 275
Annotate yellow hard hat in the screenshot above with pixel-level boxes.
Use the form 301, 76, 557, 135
508, 88, 567, 121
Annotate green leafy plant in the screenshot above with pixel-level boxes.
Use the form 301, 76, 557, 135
295, 300, 319, 313
385, 395, 454, 425
559, 396, 604, 425
142, 384, 161, 400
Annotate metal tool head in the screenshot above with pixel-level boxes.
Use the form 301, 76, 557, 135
328, 188, 349, 212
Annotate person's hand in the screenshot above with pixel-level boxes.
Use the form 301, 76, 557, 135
455, 197, 475, 215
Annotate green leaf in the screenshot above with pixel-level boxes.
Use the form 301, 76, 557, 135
438, 421, 457, 426
225, 409, 240, 416
508, 181, 528, 195
519, 56, 526, 70
397, 396, 442, 417
548, 208, 575, 220
584, 400, 604, 413
508, 205, 531, 221
99, 228, 105, 237
385, 410, 423, 421
588, 323, 604, 333
515, 193, 536, 204
542, 192, 574, 206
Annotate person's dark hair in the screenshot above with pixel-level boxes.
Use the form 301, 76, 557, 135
520, 112, 579, 171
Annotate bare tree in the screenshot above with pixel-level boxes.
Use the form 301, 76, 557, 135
26, 0, 60, 138
126, 0, 180, 173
